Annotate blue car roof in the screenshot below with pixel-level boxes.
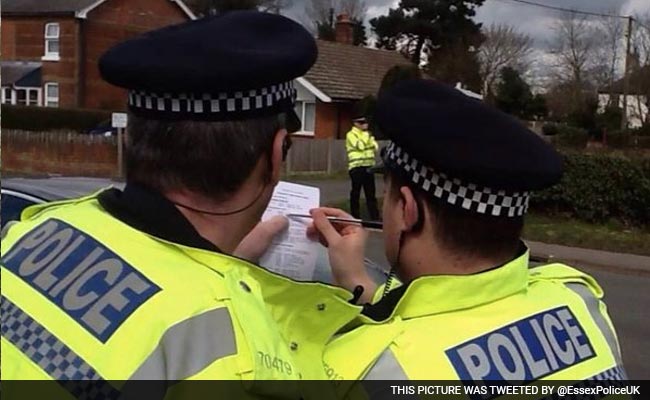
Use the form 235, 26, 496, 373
2, 177, 124, 201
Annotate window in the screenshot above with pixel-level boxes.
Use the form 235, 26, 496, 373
16, 90, 27, 105
294, 100, 316, 135
45, 83, 59, 107
1, 87, 12, 104
44, 22, 60, 60
29, 89, 39, 105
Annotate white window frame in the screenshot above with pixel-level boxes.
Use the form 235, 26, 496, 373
1, 87, 12, 104
44, 82, 60, 107
2, 87, 17, 105
14, 87, 28, 106
295, 100, 316, 136
31, 88, 42, 106
42, 22, 61, 61
3, 87, 42, 106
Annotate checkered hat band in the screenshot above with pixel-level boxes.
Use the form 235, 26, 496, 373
384, 142, 530, 217
128, 80, 296, 115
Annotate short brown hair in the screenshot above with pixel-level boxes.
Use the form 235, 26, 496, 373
388, 172, 523, 261
126, 114, 283, 200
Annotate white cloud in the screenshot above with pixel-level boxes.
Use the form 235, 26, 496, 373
367, 1, 397, 21
622, 0, 650, 15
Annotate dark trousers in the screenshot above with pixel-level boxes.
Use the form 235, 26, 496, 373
349, 166, 380, 220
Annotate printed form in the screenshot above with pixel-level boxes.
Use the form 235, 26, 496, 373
259, 181, 320, 281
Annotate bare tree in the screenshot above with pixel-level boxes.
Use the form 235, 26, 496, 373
305, 0, 367, 32
593, 14, 624, 99
631, 13, 650, 126
549, 13, 599, 90
187, 0, 292, 16
478, 23, 534, 100
633, 12, 650, 66
258, 0, 293, 14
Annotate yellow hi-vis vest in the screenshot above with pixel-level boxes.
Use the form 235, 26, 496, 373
324, 249, 626, 397
1, 194, 360, 398
346, 127, 378, 170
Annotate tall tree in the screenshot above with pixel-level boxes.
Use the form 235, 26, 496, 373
550, 13, 598, 90
370, 0, 485, 89
549, 12, 600, 122
187, 0, 291, 16
479, 23, 533, 101
633, 12, 650, 66
306, 0, 368, 46
593, 14, 623, 98
495, 67, 538, 119
631, 13, 650, 127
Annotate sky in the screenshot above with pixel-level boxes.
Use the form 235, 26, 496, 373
283, 0, 650, 89
285, 0, 650, 48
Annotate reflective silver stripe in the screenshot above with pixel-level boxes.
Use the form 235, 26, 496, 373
363, 349, 409, 380
566, 283, 626, 373
129, 307, 237, 380
1, 220, 18, 240
1, 296, 120, 398
539, 366, 627, 400
590, 365, 627, 381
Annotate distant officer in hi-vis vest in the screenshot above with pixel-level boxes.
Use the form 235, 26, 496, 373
346, 116, 380, 221
309, 80, 627, 393
1, 11, 363, 399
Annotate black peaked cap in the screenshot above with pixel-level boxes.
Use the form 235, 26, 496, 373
98, 11, 316, 124
376, 80, 563, 192
100, 11, 316, 93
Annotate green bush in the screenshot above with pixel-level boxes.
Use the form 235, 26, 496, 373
550, 125, 589, 148
636, 136, 650, 149
596, 105, 623, 132
604, 129, 650, 149
606, 130, 632, 148
1, 104, 112, 132
542, 123, 559, 136
531, 153, 650, 227
632, 125, 650, 137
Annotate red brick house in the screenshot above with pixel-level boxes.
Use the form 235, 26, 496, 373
2, 6, 411, 139
1, 0, 194, 110
293, 16, 413, 139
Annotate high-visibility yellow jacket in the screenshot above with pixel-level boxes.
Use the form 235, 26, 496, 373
1, 194, 361, 398
346, 127, 378, 170
324, 249, 627, 397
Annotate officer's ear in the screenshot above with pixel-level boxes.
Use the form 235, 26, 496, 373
399, 186, 421, 233
270, 129, 288, 184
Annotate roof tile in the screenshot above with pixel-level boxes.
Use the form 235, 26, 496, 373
305, 40, 413, 100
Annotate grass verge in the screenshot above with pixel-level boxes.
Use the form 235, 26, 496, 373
524, 213, 650, 257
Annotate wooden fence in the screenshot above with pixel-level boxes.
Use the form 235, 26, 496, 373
287, 137, 386, 174
1, 130, 385, 177
2, 130, 119, 177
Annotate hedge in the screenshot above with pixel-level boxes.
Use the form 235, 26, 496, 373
548, 125, 589, 148
1, 104, 112, 132
605, 130, 650, 149
531, 153, 650, 227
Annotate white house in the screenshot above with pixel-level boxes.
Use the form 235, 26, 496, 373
598, 66, 649, 129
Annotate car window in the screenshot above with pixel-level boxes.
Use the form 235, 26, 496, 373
1, 194, 39, 228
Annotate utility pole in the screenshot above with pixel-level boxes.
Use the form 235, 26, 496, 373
621, 16, 633, 130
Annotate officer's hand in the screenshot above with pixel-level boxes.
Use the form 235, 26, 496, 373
307, 208, 376, 300
234, 216, 288, 263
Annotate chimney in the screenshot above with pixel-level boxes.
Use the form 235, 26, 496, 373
335, 13, 354, 45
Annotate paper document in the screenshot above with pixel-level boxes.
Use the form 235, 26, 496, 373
259, 181, 320, 281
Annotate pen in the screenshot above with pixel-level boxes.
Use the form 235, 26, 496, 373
286, 214, 383, 231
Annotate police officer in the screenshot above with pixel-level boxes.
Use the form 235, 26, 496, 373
1, 11, 362, 397
310, 80, 627, 389
346, 116, 380, 220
